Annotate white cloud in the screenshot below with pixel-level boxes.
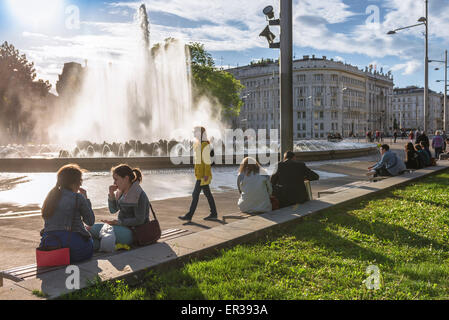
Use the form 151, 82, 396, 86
391, 60, 422, 75
12, 0, 449, 90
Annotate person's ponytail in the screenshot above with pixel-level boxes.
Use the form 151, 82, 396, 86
133, 168, 142, 183
41, 184, 62, 219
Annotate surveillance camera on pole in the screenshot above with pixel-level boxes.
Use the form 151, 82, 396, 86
259, 2, 293, 158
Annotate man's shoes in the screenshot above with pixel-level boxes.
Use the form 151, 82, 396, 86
203, 214, 218, 221
178, 214, 192, 222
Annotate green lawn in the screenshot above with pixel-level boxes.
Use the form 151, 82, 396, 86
64, 171, 449, 300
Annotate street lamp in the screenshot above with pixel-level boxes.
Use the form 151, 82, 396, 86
387, 0, 428, 134
259, 1, 293, 158
430, 50, 448, 132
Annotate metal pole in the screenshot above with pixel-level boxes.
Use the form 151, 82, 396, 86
280, 0, 293, 157
445, 49, 447, 132
424, 0, 429, 133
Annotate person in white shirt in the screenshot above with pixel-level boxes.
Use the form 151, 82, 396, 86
237, 157, 272, 214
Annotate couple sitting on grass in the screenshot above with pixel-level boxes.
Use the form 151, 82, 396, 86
40, 163, 151, 264
236, 151, 320, 214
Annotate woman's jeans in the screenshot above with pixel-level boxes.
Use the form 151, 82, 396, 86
186, 180, 218, 218
40, 230, 94, 263
89, 223, 134, 251
435, 147, 443, 159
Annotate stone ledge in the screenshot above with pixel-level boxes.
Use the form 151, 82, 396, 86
3, 162, 448, 300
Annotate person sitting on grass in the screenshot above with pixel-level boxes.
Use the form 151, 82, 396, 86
89, 164, 150, 250
367, 144, 405, 178
40, 164, 95, 263
404, 142, 422, 170
270, 151, 319, 208
237, 157, 272, 214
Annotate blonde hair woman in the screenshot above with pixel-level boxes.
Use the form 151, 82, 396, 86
237, 157, 272, 214
432, 130, 444, 159
179, 126, 218, 222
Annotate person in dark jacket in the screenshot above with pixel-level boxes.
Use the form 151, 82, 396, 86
40, 164, 95, 263
417, 132, 430, 149
419, 141, 432, 162
415, 144, 429, 167
270, 151, 319, 208
404, 142, 422, 169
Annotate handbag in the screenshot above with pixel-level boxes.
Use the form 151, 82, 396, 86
270, 196, 280, 210
130, 203, 161, 246
36, 234, 70, 267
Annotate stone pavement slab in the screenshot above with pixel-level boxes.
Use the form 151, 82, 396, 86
13, 267, 99, 299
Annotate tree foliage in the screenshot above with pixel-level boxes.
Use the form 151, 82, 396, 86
0, 41, 51, 142
188, 42, 244, 119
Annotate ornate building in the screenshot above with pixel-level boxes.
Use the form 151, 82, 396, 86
227, 55, 394, 138
391, 86, 447, 133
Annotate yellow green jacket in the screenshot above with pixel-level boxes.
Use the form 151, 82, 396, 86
193, 141, 212, 186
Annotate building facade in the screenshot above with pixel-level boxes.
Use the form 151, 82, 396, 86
391, 86, 447, 133
227, 55, 394, 139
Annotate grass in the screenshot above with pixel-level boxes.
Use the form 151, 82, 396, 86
63, 171, 449, 300
32, 290, 49, 298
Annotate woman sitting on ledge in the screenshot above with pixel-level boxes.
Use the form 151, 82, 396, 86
237, 157, 272, 214
404, 142, 422, 170
89, 164, 150, 250
40, 164, 95, 263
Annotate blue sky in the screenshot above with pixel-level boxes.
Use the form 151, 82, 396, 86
1, 0, 449, 94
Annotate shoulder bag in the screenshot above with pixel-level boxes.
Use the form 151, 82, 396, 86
130, 203, 161, 246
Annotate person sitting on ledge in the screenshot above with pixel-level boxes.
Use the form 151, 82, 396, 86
270, 151, 319, 209
89, 164, 150, 250
40, 164, 95, 263
415, 144, 430, 167
404, 142, 422, 170
237, 157, 272, 214
420, 141, 432, 163
367, 144, 405, 178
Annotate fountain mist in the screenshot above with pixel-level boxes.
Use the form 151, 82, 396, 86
49, 4, 224, 148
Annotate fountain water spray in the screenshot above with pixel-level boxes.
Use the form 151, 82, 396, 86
48, 3, 224, 149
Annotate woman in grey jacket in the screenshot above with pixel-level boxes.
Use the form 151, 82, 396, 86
40, 164, 95, 263
89, 164, 150, 249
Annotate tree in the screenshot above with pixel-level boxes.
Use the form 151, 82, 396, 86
187, 42, 244, 119
0, 41, 52, 142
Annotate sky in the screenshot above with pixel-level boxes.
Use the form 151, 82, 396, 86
1, 0, 449, 95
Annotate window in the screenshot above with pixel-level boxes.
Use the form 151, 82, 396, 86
314, 74, 324, 81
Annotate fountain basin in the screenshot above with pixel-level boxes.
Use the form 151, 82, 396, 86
0, 147, 377, 172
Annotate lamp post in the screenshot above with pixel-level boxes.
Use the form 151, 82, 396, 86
432, 50, 448, 132
260, 1, 293, 158
388, 0, 428, 133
